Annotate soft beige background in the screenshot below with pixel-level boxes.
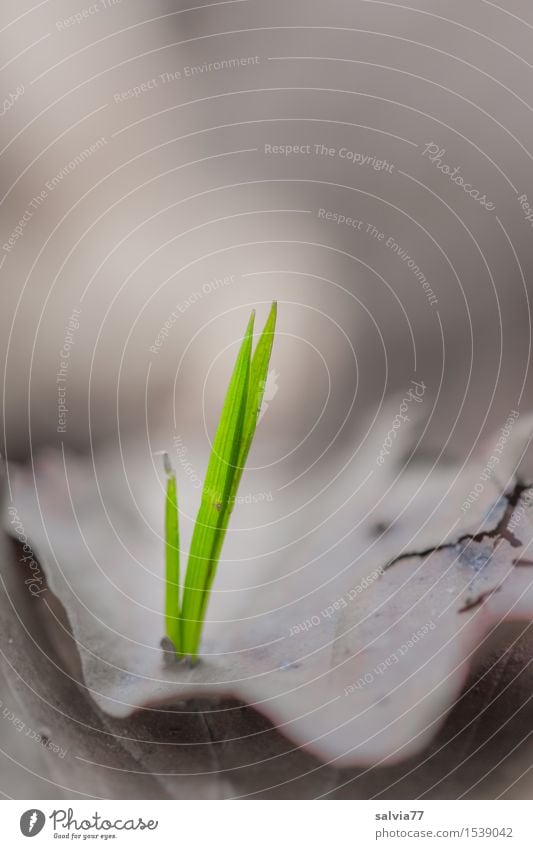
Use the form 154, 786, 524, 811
1, 0, 533, 798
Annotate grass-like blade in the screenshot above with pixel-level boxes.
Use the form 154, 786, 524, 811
163, 453, 181, 652
209, 301, 278, 575
180, 312, 254, 658
232, 301, 277, 506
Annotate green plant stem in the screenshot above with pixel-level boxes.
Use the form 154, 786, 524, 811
163, 303, 278, 662
209, 302, 277, 571
180, 313, 254, 659
164, 453, 181, 653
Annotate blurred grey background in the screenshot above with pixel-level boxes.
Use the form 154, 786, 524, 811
1, 0, 532, 470
2, 0, 533, 801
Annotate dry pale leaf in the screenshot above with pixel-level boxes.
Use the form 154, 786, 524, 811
6, 409, 533, 767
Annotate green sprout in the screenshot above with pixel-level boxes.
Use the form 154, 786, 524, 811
163, 302, 277, 661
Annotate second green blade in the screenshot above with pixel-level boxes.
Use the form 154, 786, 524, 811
180, 312, 254, 656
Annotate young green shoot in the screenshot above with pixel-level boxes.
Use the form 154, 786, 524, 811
163, 452, 180, 652
163, 302, 277, 661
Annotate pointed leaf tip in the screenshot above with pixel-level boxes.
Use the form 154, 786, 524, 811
163, 451, 173, 477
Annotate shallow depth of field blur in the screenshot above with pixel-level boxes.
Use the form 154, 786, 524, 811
2, 0, 533, 800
